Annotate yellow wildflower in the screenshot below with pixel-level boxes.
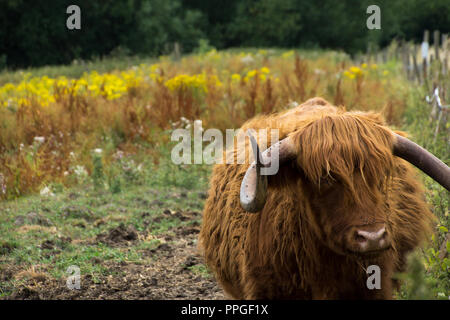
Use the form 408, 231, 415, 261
282, 50, 295, 59
343, 71, 355, 79
260, 67, 270, 74
231, 74, 241, 83
247, 70, 257, 78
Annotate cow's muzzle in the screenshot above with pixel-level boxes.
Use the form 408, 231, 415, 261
345, 223, 392, 255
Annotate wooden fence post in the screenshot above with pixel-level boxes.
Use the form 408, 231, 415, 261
412, 44, 421, 83
173, 42, 181, 61
422, 30, 430, 89
434, 30, 440, 61
404, 43, 411, 80
382, 48, 387, 63
443, 34, 448, 75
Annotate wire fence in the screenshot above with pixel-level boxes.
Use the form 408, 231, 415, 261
361, 30, 449, 142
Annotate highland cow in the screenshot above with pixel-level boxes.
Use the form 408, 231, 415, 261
199, 97, 450, 299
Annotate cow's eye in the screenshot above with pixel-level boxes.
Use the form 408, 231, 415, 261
319, 176, 333, 189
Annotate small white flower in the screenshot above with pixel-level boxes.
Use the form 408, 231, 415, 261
241, 54, 254, 65
64, 171, 69, 176
40, 186, 54, 197
93, 148, 103, 154
314, 68, 325, 75
74, 165, 88, 178
34, 136, 45, 144
113, 150, 124, 160
69, 151, 75, 158
0, 173, 6, 195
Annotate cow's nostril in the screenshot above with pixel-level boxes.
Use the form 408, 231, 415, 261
354, 234, 366, 243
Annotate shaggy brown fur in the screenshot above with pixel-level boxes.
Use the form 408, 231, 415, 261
199, 97, 436, 299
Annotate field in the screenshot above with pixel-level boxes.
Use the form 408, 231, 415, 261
0, 48, 448, 299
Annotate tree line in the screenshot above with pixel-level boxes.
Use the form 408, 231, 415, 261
0, 0, 448, 69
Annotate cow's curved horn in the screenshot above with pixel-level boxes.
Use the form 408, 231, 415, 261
393, 133, 450, 191
240, 132, 296, 212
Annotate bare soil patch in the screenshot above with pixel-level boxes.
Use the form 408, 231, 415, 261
2, 211, 225, 300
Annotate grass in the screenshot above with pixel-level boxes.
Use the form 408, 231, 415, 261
394, 87, 449, 300
0, 155, 211, 297
188, 264, 212, 278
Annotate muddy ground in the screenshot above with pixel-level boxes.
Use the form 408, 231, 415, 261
1, 210, 225, 300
